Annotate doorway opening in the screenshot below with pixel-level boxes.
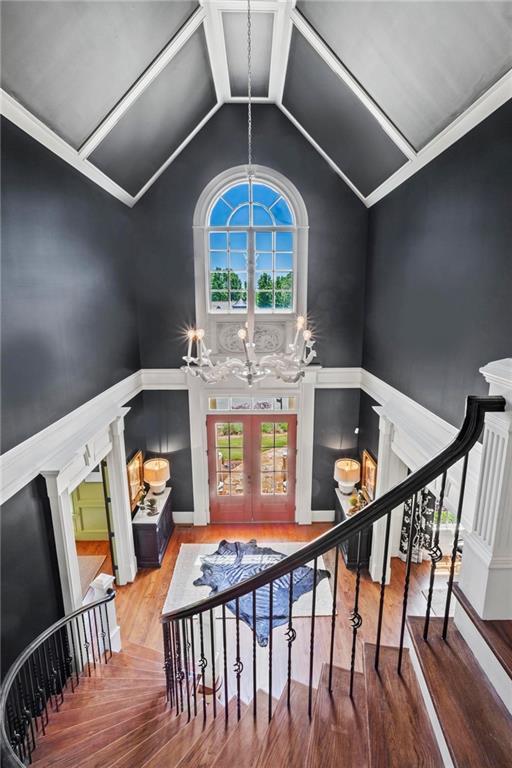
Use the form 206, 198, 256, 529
207, 414, 297, 523
71, 460, 117, 598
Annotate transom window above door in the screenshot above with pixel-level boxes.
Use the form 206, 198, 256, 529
207, 180, 295, 314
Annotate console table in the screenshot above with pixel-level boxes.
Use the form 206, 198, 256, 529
132, 488, 173, 568
334, 488, 372, 569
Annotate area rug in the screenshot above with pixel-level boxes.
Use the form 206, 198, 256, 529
78, 555, 106, 597
163, 540, 333, 646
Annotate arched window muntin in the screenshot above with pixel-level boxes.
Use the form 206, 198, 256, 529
206, 177, 297, 315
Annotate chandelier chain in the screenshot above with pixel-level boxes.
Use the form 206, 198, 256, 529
247, 0, 252, 172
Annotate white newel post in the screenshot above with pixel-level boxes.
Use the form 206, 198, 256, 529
89, 572, 121, 652
458, 359, 512, 619
107, 415, 137, 584
369, 410, 408, 583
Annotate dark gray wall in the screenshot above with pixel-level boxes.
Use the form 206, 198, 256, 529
1, 117, 140, 453
134, 104, 368, 369
124, 391, 194, 512
1, 478, 63, 677
363, 102, 512, 427
357, 392, 380, 461
311, 389, 360, 510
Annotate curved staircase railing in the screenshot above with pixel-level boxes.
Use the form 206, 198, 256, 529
0, 588, 116, 767
161, 395, 505, 722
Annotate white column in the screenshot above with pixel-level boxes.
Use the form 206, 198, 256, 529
296, 370, 316, 524
189, 378, 209, 525
458, 359, 512, 619
42, 471, 83, 613
369, 410, 408, 583
107, 415, 137, 584
89, 572, 121, 652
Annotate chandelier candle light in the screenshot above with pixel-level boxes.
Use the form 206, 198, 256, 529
182, 0, 317, 386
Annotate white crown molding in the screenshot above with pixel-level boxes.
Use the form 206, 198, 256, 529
365, 70, 512, 207
78, 6, 206, 159
0, 90, 135, 207
202, 1, 231, 102
268, 0, 294, 103
0, 372, 142, 505
278, 103, 368, 205
290, 7, 416, 161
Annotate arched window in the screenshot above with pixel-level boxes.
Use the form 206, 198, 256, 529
207, 179, 295, 313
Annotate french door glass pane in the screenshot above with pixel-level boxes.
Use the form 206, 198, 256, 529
259, 422, 289, 496
215, 422, 244, 496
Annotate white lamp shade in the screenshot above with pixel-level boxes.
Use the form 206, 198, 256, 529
334, 458, 361, 492
143, 458, 170, 494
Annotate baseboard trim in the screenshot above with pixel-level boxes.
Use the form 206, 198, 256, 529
173, 511, 195, 525
311, 510, 335, 523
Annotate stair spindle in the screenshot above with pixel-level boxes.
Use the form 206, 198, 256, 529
443, 455, 469, 640
349, 533, 363, 698
424, 472, 447, 640
328, 547, 339, 693
375, 510, 392, 670
308, 557, 318, 718
398, 493, 418, 674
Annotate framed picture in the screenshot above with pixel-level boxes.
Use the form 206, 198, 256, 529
361, 449, 378, 502
127, 450, 144, 511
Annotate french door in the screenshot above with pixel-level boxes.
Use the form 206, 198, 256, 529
207, 414, 297, 523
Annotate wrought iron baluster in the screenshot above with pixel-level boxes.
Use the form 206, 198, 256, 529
170, 620, 180, 716
97, 603, 108, 665
175, 620, 184, 714
41, 641, 56, 711
56, 629, 69, 694
286, 570, 296, 707
87, 611, 97, 669
222, 605, 228, 723
234, 598, 242, 721
181, 620, 191, 722
424, 472, 447, 639
18, 671, 35, 756
398, 493, 418, 674
73, 618, 84, 681
31, 653, 47, 734
47, 639, 60, 711
35, 648, 49, 729
308, 558, 318, 718
9, 690, 25, 764
24, 658, 38, 733
209, 610, 217, 719
349, 533, 363, 698
268, 580, 273, 722
103, 601, 113, 660
252, 589, 257, 718
328, 549, 339, 693
443, 455, 469, 640
199, 612, 208, 722
375, 510, 392, 670
81, 614, 91, 677
62, 625, 75, 692
189, 617, 197, 716
92, 608, 101, 667
162, 623, 171, 704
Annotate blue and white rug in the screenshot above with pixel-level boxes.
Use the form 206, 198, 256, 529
164, 540, 332, 647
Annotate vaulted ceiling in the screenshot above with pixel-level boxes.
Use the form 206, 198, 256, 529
1, 1, 511, 207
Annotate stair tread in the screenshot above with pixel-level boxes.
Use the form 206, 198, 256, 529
123, 642, 164, 662
106, 655, 163, 673
254, 680, 314, 768
72, 710, 182, 768
305, 664, 369, 768
453, 583, 512, 679
363, 643, 443, 768
31, 706, 170, 767
110, 713, 215, 768
55, 688, 163, 709
38, 694, 166, 733
168, 699, 241, 768
140, 703, 220, 768
408, 616, 512, 768
211, 691, 272, 768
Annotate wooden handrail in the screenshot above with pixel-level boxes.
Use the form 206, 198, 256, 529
161, 395, 505, 622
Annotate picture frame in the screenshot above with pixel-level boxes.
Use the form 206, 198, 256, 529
126, 450, 144, 511
361, 449, 378, 502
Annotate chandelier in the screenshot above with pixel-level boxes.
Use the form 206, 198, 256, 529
182, 0, 316, 386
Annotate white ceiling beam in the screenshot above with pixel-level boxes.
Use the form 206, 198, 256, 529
290, 8, 416, 162
268, 0, 294, 102
278, 102, 368, 206
202, 1, 231, 102
78, 6, 206, 159
365, 69, 512, 207
132, 102, 222, 205
226, 96, 271, 103
0, 90, 134, 207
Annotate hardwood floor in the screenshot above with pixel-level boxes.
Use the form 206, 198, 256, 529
102, 524, 437, 691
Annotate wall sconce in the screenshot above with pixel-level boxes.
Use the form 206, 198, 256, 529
334, 458, 361, 495
143, 458, 170, 495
